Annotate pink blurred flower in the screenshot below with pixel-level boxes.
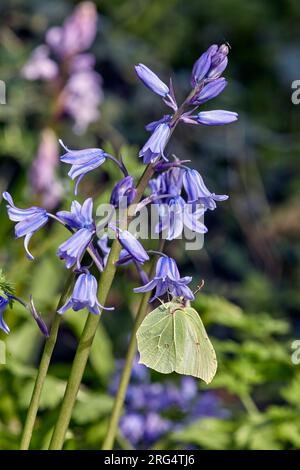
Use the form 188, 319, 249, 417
46, 2, 98, 58
22, 45, 58, 81
30, 128, 62, 209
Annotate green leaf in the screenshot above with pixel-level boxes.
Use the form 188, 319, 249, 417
136, 300, 217, 383
73, 392, 114, 424
172, 418, 234, 449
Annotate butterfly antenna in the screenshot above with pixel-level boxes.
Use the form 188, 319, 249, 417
193, 279, 205, 296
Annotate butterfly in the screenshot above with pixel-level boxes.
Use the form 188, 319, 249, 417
136, 298, 217, 383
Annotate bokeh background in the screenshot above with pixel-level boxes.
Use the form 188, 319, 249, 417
0, 0, 300, 450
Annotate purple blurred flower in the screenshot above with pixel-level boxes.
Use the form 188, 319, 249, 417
144, 412, 171, 445
110, 176, 136, 208
46, 2, 98, 58
62, 68, 103, 134
134, 256, 194, 301
135, 64, 170, 97
110, 355, 229, 449
30, 128, 61, 210
183, 169, 228, 210
57, 228, 94, 269
59, 141, 106, 195
2, 192, 48, 260
189, 77, 227, 105
58, 271, 113, 315
139, 123, 171, 164
0, 296, 10, 334
119, 413, 145, 446
22, 46, 58, 81
57, 198, 95, 230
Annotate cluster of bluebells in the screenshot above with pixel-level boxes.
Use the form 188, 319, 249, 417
2, 42, 237, 334
136, 43, 237, 164
22, 2, 102, 134
109, 357, 229, 449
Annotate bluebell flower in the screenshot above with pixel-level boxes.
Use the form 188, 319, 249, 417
57, 228, 94, 269
139, 123, 171, 164
189, 77, 227, 105
110, 176, 136, 208
59, 140, 106, 195
2, 192, 48, 260
145, 114, 172, 132
154, 195, 207, 240
135, 64, 170, 97
134, 256, 194, 301
56, 198, 95, 230
58, 271, 113, 315
183, 169, 228, 210
0, 296, 10, 334
191, 43, 229, 86
116, 228, 149, 265
149, 167, 184, 199
195, 110, 238, 126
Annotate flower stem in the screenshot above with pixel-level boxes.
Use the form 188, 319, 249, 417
48, 165, 156, 450
102, 240, 165, 450
20, 271, 75, 450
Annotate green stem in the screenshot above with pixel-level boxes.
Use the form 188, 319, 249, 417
48, 165, 156, 450
20, 272, 75, 450
102, 241, 164, 450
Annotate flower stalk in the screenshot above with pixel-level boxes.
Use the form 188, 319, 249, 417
20, 271, 75, 449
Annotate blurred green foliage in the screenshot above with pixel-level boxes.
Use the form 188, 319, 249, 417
0, 0, 300, 450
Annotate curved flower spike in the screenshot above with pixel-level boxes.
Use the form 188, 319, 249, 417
59, 140, 106, 195
0, 296, 10, 334
135, 64, 170, 97
2, 192, 48, 260
58, 271, 114, 315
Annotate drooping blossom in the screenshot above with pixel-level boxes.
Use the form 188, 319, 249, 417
56, 198, 95, 269
139, 123, 171, 164
2, 192, 48, 260
134, 256, 194, 301
59, 141, 106, 195
183, 169, 228, 210
110, 176, 136, 208
58, 271, 113, 315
